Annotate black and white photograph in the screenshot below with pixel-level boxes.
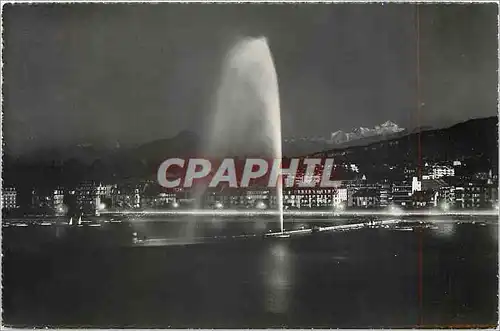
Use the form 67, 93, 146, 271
1, 2, 499, 328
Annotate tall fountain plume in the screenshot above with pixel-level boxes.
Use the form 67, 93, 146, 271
205, 36, 284, 232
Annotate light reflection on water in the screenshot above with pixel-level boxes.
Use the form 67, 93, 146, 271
210, 217, 226, 230
429, 222, 456, 238
3, 215, 498, 327
253, 219, 268, 232
263, 240, 293, 314
121, 215, 498, 244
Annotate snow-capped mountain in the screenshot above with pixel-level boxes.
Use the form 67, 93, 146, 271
330, 121, 405, 145
282, 121, 406, 155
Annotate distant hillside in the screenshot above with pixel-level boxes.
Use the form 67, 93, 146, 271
3, 130, 200, 189
3, 117, 497, 189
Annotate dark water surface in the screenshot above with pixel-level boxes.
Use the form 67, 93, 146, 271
2, 218, 498, 328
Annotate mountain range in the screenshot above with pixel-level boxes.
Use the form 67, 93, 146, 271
329, 120, 405, 145
3, 117, 497, 189
308, 116, 497, 181
282, 120, 407, 155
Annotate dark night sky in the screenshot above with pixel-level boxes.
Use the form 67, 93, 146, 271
3, 3, 498, 155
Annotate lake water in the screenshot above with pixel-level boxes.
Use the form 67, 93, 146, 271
2, 216, 498, 328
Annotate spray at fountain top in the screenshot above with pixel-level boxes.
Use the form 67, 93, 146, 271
207, 34, 281, 159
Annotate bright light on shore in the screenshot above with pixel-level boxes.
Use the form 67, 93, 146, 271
256, 201, 267, 210
389, 205, 403, 216
172, 201, 179, 208
440, 202, 450, 212
333, 202, 346, 212
56, 204, 68, 214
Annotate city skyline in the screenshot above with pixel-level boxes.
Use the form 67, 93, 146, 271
3, 3, 497, 155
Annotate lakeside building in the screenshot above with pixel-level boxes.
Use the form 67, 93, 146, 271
352, 188, 380, 208
283, 187, 337, 209
391, 182, 413, 207
5, 165, 499, 214
2, 187, 17, 210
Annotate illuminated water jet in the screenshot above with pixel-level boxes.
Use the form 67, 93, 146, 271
205, 36, 284, 232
